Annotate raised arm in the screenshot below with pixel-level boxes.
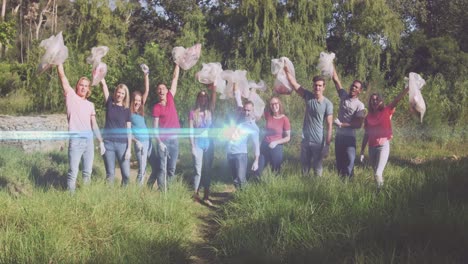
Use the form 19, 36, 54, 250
332, 68, 344, 94
100, 78, 110, 103
57, 64, 74, 95
208, 83, 217, 112
169, 64, 180, 97
142, 71, 150, 106
284, 66, 304, 97
388, 86, 410, 109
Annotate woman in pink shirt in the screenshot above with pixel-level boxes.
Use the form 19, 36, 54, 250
254, 97, 291, 178
360, 86, 409, 189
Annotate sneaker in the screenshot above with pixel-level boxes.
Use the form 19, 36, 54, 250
203, 199, 214, 207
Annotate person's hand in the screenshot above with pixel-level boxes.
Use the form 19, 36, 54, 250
268, 141, 278, 149
159, 142, 167, 153
334, 118, 342, 128
140, 64, 149, 75
360, 154, 364, 163
251, 160, 259, 171
135, 140, 143, 152
99, 142, 106, 156
125, 148, 131, 160
322, 144, 330, 158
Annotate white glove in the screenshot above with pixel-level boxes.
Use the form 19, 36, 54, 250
268, 141, 278, 149
99, 142, 106, 156
158, 142, 167, 153
125, 148, 131, 160
140, 64, 149, 75
322, 144, 330, 158
135, 140, 143, 152
251, 160, 259, 171
360, 154, 364, 163
334, 118, 342, 128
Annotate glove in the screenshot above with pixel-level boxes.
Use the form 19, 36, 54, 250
135, 140, 143, 152
321, 144, 330, 158
125, 148, 131, 160
268, 141, 278, 149
99, 142, 106, 156
158, 142, 167, 153
334, 118, 342, 128
360, 154, 364, 163
251, 160, 259, 171
140, 64, 149, 75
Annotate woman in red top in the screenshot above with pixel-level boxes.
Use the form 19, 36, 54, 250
360, 86, 409, 189
254, 97, 291, 178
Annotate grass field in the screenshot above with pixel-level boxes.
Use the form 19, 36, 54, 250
0, 127, 467, 263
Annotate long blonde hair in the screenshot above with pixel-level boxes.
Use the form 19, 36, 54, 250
114, 84, 130, 108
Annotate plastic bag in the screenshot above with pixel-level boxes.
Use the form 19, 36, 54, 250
317, 52, 335, 77
248, 89, 265, 119
248, 80, 267, 92
38, 31, 69, 74
408, 72, 426, 123
86, 46, 109, 86
271, 57, 295, 95
172, 44, 202, 70
220, 70, 250, 99
196, 62, 226, 97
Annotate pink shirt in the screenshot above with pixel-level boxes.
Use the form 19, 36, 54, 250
152, 92, 180, 140
65, 91, 96, 137
365, 106, 396, 147
264, 111, 291, 143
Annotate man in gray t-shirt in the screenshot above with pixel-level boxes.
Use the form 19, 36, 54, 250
332, 69, 366, 178
285, 67, 333, 176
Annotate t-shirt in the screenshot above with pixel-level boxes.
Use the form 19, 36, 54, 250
104, 97, 131, 142
336, 89, 366, 137
65, 90, 95, 138
263, 111, 291, 143
300, 87, 333, 144
189, 109, 212, 150
152, 92, 180, 140
131, 113, 149, 142
226, 120, 259, 155
365, 106, 396, 147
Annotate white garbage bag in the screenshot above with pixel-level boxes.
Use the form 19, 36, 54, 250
408, 72, 426, 123
248, 88, 265, 119
271, 57, 295, 94
172, 43, 202, 70
86, 46, 109, 86
220, 70, 250, 99
317, 52, 335, 77
38, 31, 69, 74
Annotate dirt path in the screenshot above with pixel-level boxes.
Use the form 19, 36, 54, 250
189, 185, 236, 264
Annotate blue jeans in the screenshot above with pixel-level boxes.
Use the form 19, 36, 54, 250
256, 141, 284, 177
227, 153, 248, 189
369, 141, 390, 187
103, 140, 131, 186
335, 135, 356, 178
147, 138, 179, 191
192, 140, 214, 192
134, 140, 151, 186
67, 137, 94, 191
301, 140, 324, 176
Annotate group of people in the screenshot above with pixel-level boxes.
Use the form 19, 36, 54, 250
56, 60, 409, 203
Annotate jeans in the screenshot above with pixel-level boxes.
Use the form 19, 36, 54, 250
103, 140, 131, 186
227, 153, 248, 189
335, 135, 356, 178
67, 137, 94, 191
301, 140, 324, 176
369, 141, 390, 187
192, 140, 214, 192
147, 138, 179, 191
134, 140, 151, 186
256, 141, 284, 177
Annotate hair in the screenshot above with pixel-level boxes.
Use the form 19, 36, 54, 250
244, 100, 254, 108
131, 90, 145, 116
114, 84, 130, 108
368, 92, 385, 112
312, 75, 326, 85
192, 90, 212, 128
352, 80, 363, 89
75, 77, 92, 98
268, 96, 285, 116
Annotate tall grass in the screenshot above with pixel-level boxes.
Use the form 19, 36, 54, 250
212, 138, 468, 263
0, 147, 204, 263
